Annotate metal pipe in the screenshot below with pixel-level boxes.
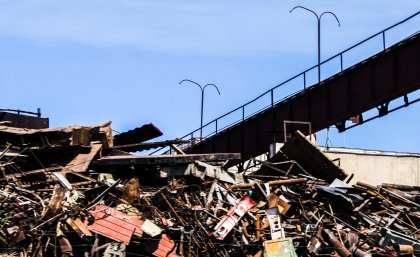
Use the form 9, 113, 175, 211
85, 179, 122, 210
322, 229, 351, 257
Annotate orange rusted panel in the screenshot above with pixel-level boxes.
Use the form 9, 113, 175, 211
264, 238, 297, 257
144, 234, 180, 257
88, 205, 143, 245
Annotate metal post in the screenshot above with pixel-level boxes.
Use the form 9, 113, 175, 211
271, 89, 274, 107
201, 89, 204, 137
179, 79, 220, 140
382, 31, 386, 50
318, 18, 321, 83
290, 6, 340, 84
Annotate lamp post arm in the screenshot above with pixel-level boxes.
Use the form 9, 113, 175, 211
289, 6, 319, 19
320, 11, 341, 27
179, 79, 203, 91
203, 84, 221, 95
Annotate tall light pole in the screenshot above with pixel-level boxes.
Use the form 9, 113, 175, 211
290, 6, 340, 84
179, 79, 221, 139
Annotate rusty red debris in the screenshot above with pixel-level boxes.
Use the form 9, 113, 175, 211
0, 118, 418, 257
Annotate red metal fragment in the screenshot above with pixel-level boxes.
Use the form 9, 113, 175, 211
144, 234, 180, 257
87, 204, 143, 245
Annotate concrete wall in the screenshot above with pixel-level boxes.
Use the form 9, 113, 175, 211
323, 148, 420, 186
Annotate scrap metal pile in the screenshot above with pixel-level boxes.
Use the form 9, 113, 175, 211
0, 121, 419, 257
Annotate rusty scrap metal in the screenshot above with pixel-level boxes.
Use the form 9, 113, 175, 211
0, 122, 419, 257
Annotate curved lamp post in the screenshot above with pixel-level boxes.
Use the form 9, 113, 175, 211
290, 6, 340, 84
179, 79, 221, 139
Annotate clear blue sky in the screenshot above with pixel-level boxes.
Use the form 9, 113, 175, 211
1, 1, 419, 153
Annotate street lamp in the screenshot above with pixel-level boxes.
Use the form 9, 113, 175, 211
290, 6, 340, 84
179, 79, 221, 139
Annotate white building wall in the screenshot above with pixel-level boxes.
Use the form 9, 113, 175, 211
322, 148, 420, 186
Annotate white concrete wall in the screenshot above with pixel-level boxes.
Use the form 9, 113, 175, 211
323, 149, 420, 186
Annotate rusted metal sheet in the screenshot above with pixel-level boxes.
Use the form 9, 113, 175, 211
91, 153, 241, 167
264, 238, 298, 257
0, 111, 49, 129
0, 124, 100, 148
43, 186, 66, 220
281, 131, 347, 183
212, 195, 256, 240
160, 161, 239, 183
99, 121, 114, 148
88, 204, 144, 245
230, 178, 307, 190
113, 139, 189, 152
65, 144, 102, 172
113, 123, 163, 145
144, 234, 179, 257
66, 217, 92, 238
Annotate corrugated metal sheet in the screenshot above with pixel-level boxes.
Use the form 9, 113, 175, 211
113, 123, 163, 145
88, 204, 143, 245
144, 234, 179, 257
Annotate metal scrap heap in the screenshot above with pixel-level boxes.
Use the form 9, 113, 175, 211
0, 121, 419, 257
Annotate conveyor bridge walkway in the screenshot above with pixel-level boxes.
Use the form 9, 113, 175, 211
181, 12, 420, 162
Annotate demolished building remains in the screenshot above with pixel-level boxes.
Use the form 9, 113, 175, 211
0, 112, 419, 257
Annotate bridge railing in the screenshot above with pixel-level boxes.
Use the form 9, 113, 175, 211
152, 11, 420, 155
0, 108, 42, 117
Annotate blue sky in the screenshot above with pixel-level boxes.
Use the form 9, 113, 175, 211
1, 0, 419, 153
